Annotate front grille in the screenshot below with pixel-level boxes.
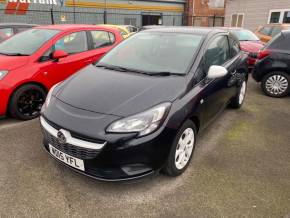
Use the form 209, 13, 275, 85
44, 118, 105, 144
43, 129, 101, 160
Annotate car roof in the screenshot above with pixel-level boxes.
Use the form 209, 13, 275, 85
144, 27, 227, 36
0, 23, 38, 27
35, 24, 117, 32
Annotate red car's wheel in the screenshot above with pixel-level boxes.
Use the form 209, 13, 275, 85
9, 84, 46, 120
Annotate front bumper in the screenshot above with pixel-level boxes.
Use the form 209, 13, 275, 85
40, 116, 174, 181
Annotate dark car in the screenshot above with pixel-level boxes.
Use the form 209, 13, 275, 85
40, 28, 248, 181
0, 23, 38, 42
252, 30, 290, 98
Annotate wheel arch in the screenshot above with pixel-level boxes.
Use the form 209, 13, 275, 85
189, 115, 200, 133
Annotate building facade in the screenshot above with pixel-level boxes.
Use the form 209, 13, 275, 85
225, 0, 290, 30
185, 0, 225, 27
0, 0, 186, 26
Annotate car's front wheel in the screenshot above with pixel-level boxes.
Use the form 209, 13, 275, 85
9, 84, 46, 120
163, 120, 196, 176
262, 72, 290, 98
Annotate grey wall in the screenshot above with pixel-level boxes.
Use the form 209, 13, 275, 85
225, 0, 290, 30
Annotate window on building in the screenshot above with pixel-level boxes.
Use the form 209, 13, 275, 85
231, 13, 244, 27
55, 31, 88, 55
208, 17, 224, 27
124, 18, 137, 27
270, 12, 281, 23
283, 11, 290, 23
90, 31, 115, 49
268, 9, 290, 24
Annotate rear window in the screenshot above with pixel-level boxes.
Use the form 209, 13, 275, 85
260, 27, 272, 36
271, 27, 281, 37
267, 32, 290, 50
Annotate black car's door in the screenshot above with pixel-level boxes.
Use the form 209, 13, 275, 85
199, 34, 239, 126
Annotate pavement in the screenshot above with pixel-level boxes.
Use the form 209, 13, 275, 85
0, 78, 289, 218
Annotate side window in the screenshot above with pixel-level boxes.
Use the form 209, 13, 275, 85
229, 37, 240, 58
90, 31, 115, 49
260, 27, 272, 36
0, 28, 13, 41
118, 29, 128, 38
204, 35, 230, 72
55, 31, 88, 55
16, 27, 30, 33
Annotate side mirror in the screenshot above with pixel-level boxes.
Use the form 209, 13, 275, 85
52, 50, 68, 61
207, 65, 228, 79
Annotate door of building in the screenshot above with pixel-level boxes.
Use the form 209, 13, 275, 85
142, 14, 162, 26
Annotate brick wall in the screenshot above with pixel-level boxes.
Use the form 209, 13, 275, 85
186, 0, 225, 26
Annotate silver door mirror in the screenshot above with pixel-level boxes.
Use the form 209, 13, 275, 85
207, 65, 228, 79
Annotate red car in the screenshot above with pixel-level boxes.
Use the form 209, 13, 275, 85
224, 28, 264, 69
0, 25, 123, 120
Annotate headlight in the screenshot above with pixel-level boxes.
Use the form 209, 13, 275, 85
107, 102, 171, 136
0, 70, 8, 80
42, 83, 60, 111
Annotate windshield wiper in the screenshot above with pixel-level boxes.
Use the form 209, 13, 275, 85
96, 64, 182, 76
141, 71, 183, 76
96, 64, 129, 72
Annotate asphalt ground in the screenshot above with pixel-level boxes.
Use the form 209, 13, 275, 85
0, 78, 289, 218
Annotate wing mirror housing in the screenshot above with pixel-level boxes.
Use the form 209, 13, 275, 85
52, 50, 68, 61
207, 65, 228, 79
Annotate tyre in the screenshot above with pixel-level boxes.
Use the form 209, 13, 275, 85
261, 71, 290, 98
9, 84, 46, 120
229, 80, 247, 109
163, 120, 196, 177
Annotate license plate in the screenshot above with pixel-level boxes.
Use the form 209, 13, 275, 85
49, 144, 85, 171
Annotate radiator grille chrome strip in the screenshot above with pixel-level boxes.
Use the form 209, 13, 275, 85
40, 116, 106, 150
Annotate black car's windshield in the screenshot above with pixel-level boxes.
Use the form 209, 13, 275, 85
97, 32, 204, 75
231, 29, 259, 41
0, 29, 59, 56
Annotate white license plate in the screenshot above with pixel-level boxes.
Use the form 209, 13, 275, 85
49, 144, 85, 171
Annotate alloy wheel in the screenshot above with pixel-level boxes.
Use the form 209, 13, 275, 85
175, 128, 195, 170
17, 89, 45, 118
239, 81, 247, 105
265, 74, 289, 96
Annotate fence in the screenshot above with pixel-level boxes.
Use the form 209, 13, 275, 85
0, 8, 224, 27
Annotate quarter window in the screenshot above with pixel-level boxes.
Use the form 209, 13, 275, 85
90, 31, 115, 49
204, 35, 230, 71
55, 31, 88, 54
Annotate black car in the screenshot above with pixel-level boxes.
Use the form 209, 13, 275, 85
0, 23, 38, 42
40, 28, 248, 181
252, 30, 290, 98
